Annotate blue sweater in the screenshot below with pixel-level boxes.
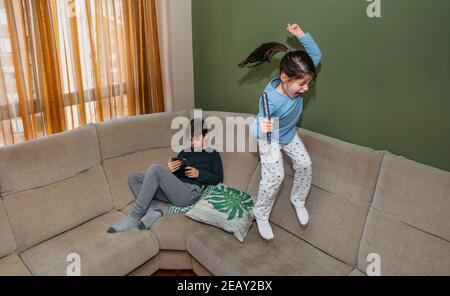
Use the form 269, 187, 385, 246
251, 32, 322, 145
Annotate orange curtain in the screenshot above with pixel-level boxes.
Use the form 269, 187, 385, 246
0, 0, 164, 146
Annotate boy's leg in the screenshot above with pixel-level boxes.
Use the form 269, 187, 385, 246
281, 133, 312, 225
154, 188, 171, 203
132, 164, 200, 216
138, 184, 202, 230
128, 173, 145, 198
154, 178, 203, 208
109, 165, 179, 232
128, 172, 170, 204
254, 139, 284, 239
128, 172, 198, 204
134, 166, 203, 230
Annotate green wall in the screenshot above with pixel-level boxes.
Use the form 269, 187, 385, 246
192, 0, 450, 172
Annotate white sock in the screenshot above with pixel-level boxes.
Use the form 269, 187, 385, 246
255, 218, 274, 240
295, 205, 309, 226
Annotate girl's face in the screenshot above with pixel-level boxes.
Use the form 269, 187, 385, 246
280, 73, 313, 98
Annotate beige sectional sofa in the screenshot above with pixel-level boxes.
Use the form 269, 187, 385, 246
0, 110, 449, 276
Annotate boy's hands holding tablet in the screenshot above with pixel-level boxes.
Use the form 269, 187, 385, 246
168, 158, 199, 179
185, 166, 199, 179
168, 158, 186, 173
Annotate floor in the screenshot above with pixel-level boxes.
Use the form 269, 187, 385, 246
152, 269, 197, 276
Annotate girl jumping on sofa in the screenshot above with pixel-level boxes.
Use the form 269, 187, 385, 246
239, 23, 322, 240
107, 119, 224, 233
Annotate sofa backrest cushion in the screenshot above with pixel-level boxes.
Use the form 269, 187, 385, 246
0, 125, 112, 251
195, 110, 259, 157
370, 152, 449, 240
194, 111, 260, 194
220, 152, 259, 193
96, 110, 190, 160
3, 165, 112, 251
295, 128, 384, 206
0, 125, 100, 195
101, 147, 177, 210
358, 152, 450, 275
0, 199, 16, 258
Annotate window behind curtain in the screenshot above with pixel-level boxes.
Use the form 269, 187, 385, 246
0, 0, 163, 146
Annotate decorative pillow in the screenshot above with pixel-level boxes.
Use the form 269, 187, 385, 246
185, 183, 255, 243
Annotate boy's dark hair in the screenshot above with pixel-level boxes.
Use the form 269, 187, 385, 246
238, 42, 317, 81
188, 119, 208, 138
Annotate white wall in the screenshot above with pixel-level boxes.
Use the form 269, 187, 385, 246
156, 0, 195, 112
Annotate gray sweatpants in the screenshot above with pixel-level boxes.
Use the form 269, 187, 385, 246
128, 164, 204, 219
253, 132, 312, 221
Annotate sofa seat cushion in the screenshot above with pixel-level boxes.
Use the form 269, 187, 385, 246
358, 208, 450, 276
122, 201, 205, 251
186, 224, 353, 276
271, 182, 369, 267
20, 211, 159, 276
247, 167, 369, 267
0, 254, 31, 276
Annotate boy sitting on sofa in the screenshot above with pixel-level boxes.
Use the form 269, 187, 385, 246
108, 119, 224, 233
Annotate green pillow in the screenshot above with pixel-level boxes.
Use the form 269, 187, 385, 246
185, 183, 255, 243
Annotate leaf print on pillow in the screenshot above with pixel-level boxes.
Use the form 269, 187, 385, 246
205, 184, 254, 220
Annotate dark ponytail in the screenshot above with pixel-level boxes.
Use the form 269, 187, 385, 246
238, 42, 288, 68
239, 42, 317, 81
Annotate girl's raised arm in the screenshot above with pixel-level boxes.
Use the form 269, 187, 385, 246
287, 23, 322, 67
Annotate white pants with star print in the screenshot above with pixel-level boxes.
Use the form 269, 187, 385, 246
253, 132, 312, 221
